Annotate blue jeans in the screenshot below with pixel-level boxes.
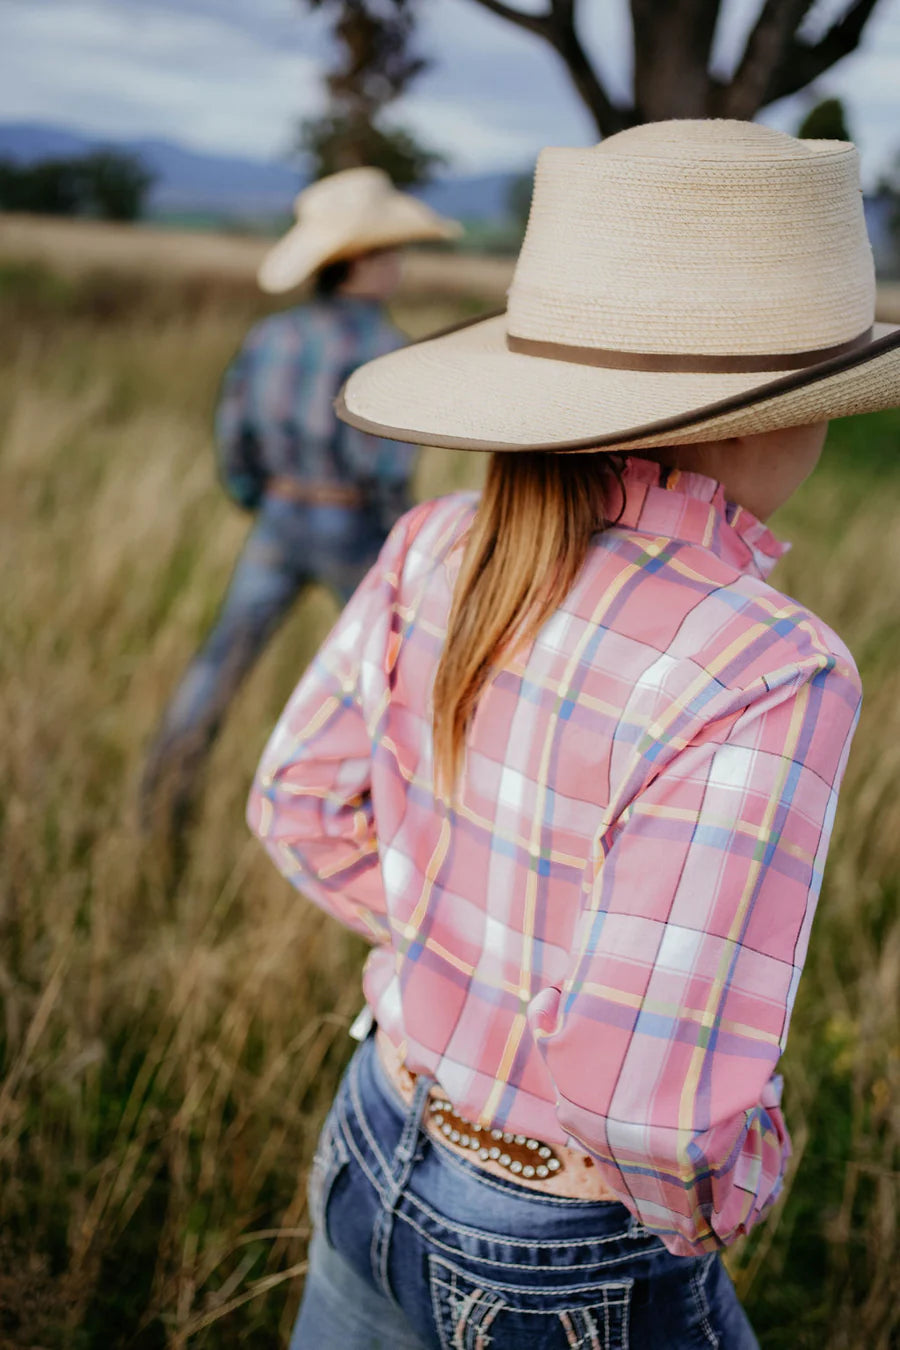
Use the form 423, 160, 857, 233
141, 495, 385, 826
291, 1030, 759, 1349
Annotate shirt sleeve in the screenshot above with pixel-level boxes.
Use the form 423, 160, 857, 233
214, 330, 268, 510
527, 653, 861, 1257
246, 503, 430, 943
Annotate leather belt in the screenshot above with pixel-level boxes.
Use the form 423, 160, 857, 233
424, 1091, 563, 1180
266, 476, 367, 509
375, 1029, 618, 1201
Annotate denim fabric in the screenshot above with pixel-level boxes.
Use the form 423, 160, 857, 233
142, 495, 387, 816
291, 1030, 760, 1349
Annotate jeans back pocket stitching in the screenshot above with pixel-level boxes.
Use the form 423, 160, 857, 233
430, 1268, 505, 1350
429, 1254, 633, 1350
466, 1283, 506, 1350
428, 1264, 451, 1350
620, 1280, 631, 1350
560, 1306, 602, 1350
571, 1292, 631, 1350
430, 1265, 504, 1350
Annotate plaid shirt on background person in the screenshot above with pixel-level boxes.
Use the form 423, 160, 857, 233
214, 295, 417, 531
246, 456, 862, 1258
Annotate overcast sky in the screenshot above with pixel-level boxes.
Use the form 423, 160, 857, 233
5, 0, 900, 185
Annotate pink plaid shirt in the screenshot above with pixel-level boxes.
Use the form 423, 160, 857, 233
248, 457, 861, 1256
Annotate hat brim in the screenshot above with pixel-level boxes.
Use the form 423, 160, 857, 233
337, 312, 900, 451
258, 197, 462, 295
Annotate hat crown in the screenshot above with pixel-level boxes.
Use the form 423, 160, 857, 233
507, 118, 875, 358
594, 118, 825, 161
295, 167, 393, 222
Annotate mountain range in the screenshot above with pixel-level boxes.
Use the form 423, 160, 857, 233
2, 120, 896, 272
0, 121, 521, 223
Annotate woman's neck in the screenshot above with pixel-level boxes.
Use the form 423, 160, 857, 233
634, 423, 827, 520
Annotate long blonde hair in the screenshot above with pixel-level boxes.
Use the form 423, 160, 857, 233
432, 451, 622, 796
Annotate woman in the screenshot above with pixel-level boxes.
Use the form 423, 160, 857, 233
141, 167, 459, 836
248, 121, 900, 1348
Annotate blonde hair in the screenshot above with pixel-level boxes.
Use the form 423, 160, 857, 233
432, 451, 621, 796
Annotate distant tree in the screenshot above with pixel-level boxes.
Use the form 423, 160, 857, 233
301, 110, 443, 186
298, 0, 444, 185
79, 150, 154, 221
797, 96, 853, 142
0, 150, 153, 220
506, 171, 533, 230
0, 158, 82, 215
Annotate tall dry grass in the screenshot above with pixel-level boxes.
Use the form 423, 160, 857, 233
0, 246, 897, 1348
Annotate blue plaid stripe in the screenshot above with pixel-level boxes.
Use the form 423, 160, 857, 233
214, 297, 416, 509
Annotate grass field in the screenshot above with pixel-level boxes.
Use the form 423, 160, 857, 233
0, 219, 898, 1348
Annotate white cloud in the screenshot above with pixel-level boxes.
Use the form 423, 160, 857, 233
4, 0, 323, 158
2, 0, 900, 183
393, 93, 551, 170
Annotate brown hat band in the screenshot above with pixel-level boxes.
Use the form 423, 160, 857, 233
506, 328, 874, 374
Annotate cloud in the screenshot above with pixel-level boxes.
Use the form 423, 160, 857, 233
4, 0, 323, 158
418, 0, 633, 116
2, 0, 899, 183
399, 0, 597, 169
393, 92, 561, 171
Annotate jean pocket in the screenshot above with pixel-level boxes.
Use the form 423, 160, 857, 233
428, 1253, 633, 1350
307, 1110, 351, 1242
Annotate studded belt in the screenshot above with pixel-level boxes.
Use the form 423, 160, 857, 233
426, 1092, 563, 1180
375, 1028, 618, 1201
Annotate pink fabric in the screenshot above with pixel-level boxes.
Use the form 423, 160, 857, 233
248, 457, 861, 1256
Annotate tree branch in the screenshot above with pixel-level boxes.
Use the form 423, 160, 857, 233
716, 0, 814, 118
762, 0, 883, 107
692, 0, 725, 72
470, 0, 632, 136
544, 1, 634, 135
466, 0, 551, 39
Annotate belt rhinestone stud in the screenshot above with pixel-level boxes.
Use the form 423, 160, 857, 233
428, 1097, 563, 1178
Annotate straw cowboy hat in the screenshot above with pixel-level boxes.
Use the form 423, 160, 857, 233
257, 166, 462, 294
337, 119, 900, 452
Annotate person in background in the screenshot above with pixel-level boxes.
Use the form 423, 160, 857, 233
248, 121, 900, 1347
141, 167, 460, 835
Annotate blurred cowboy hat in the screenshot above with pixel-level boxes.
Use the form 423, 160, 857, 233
257, 166, 462, 294
337, 120, 900, 452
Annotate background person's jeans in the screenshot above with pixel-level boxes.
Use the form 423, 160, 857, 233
141, 495, 385, 830
291, 1029, 759, 1349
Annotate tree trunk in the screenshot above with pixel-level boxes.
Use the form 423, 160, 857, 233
630, 0, 720, 120
465, 0, 884, 133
